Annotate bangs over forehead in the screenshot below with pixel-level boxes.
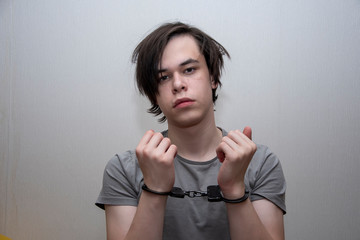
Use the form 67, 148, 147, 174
158, 35, 205, 73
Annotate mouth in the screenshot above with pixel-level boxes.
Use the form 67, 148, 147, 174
173, 98, 195, 108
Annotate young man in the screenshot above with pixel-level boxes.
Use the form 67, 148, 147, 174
96, 22, 286, 240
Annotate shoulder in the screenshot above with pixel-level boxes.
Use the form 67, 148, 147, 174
105, 150, 139, 173
246, 143, 284, 183
250, 144, 280, 170
103, 150, 143, 184
96, 150, 143, 209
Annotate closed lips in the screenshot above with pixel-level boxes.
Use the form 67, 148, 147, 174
173, 98, 194, 107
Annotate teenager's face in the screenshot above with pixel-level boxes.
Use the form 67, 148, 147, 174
156, 35, 217, 127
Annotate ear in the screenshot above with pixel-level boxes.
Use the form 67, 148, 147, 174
210, 76, 218, 89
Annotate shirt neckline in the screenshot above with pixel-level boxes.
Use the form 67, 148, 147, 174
161, 127, 227, 165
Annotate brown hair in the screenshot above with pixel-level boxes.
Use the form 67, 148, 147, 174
132, 22, 230, 122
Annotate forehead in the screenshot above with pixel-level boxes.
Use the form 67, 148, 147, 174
160, 35, 203, 68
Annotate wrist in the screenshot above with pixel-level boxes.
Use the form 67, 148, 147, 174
208, 185, 249, 203
142, 178, 174, 193
220, 183, 246, 200
222, 189, 249, 203
142, 184, 172, 196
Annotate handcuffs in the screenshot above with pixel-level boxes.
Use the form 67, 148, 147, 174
142, 184, 249, 203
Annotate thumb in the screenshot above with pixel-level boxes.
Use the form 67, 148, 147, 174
243, 126, 252, 140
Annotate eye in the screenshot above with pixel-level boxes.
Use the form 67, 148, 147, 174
159, 74, 169, 82
184, 67, 195, 74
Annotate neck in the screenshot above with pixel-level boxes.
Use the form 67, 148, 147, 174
167, 116, 222, 162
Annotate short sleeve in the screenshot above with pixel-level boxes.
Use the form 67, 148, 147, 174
246, 144, 286, 214
95, 150, 143, 210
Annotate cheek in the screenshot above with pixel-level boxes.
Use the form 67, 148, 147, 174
156, 85, 168, 102
155, 92, 169, 110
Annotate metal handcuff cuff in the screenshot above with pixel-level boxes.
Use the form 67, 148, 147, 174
142, 184, 249, 203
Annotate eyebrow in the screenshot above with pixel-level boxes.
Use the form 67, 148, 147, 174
158, 58, 199, 73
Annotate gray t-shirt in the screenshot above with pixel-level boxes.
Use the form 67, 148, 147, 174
96, 129, 286, 239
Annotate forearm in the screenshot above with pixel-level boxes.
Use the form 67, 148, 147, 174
226, 199, 274, 240
124, 192, 167, 240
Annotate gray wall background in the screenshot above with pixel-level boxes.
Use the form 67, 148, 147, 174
1, 0, 359, 239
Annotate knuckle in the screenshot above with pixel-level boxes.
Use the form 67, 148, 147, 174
143, 147, 153, 158
252, 143, 257, 152
154, 132, 163, 139
228, 130, 236, 137
162, 137, 171, 145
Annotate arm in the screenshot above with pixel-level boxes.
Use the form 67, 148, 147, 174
216, 127, 284, 240
105, 205, 136, 240
252, 199, 285, 239
105, 130, 177, 240
226, 199, 284, 240
105, 192, 168, 240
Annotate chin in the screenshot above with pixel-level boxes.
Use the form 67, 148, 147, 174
168, 114, 204, 128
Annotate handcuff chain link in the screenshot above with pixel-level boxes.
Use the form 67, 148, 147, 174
184, 190, 208, 198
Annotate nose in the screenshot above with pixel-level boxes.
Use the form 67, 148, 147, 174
172, 73, 187, 93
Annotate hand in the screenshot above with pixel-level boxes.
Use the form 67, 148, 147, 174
136, 130, 177, 192
216, 127, 257, 199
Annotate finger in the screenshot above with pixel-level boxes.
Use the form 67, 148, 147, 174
216, 141, 233, 162
222, 135, 241, 151
165, 144, 178, 159
223, 131, 256, 157
157, 137, 172, 153
233, 129, 253, 146
227, 131, 252, 149
146, 132, 164, 149
243, 126, 252, 140
138, 130, 155, 147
